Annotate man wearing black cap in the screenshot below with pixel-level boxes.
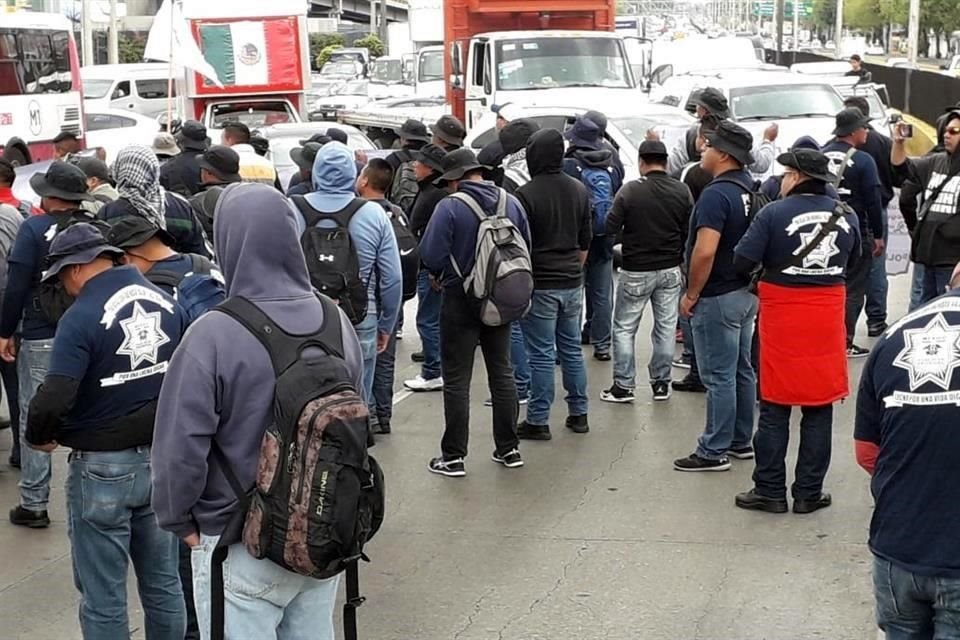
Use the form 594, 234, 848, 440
161, 120, 209, 197
675, 121, 759, 472
189, 145, 242, 243
24, 222, 187, 636
0, 161, 96, 527
732, 149, 861, 514
823, 107, 886, 357
419, 148, 531, 475
52, 130, 81, 160
286, 142, 322, 197
499, 118, 540, 193
74, 157, 119, 214
387, 119, 431, 214
601, 140, 693, 404
404, 143, 449, 392
432, 114, 466, 151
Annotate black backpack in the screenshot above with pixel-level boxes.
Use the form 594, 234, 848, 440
377, 199, 419, 302
713, 177, 772, 223
209, 294, 385, 640
35, 212, 107, 323
291, 195, 369, 325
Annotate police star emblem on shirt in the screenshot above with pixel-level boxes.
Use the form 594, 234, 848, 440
893, 313, 960, 391
116, 302, 170, 369
798, 225, 840, 269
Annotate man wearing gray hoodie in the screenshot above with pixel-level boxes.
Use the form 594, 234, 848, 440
152, 183, 364, 639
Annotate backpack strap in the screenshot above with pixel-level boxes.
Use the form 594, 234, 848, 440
214, 295, 345, 376
835, 146, 858, 186
448, 190, 506, 279
343, 560, 365, 640
291, 194, 366, 229
187, 253, 213, 275
145, 267, 184, 290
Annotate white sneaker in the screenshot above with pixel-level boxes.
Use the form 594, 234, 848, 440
404, 375, 444, 392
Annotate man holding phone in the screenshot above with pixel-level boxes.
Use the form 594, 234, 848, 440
891, 106, 960, 305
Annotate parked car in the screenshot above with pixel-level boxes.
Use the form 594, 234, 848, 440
257, 122, 378, 189
85, 108, 161, 163
308, 80, 372, 120
82, 63, 174, 118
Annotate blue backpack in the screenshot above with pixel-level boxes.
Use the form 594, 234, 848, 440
575, 165, 616, 236
146, 254, 226, 324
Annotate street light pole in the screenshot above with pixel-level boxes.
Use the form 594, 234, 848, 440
107, 0, 118, 64
81, 0, 94, 66
834, 0, 844, 58
906, 0, 920, 64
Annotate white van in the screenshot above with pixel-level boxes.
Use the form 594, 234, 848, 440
82, 63, 176, 118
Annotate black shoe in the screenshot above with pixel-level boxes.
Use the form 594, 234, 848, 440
793, 493, 832, 514
867, 322, 888, 337
593, 351, 611, 362
375, 420, 391, 435
517, 420, 552, 441
651, 381, 671, 401
9, 505, 50, 528
847, 344, 870, 358
581, 330, 590, 345
673, 453, 731, 472
672, 375, 706, 393
727, 446, 755, 460
491, 448, 524, 468
565, 415, 589, 434
411, 351, 425, 363
735, 489, 788, 514
600, 384, 635, 404
427, 457, 465, 477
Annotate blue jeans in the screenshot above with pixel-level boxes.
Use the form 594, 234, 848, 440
910, 263, 926, 312
191, 534, 340, 640
355, 311, 378, 405
612, 268, 682, 389
521, 288, 588, 425
510, 322, 530, 398
866, 208, 889, 326
583, 236, 614, 354
415, 270, 442, 380
873, 556, 960, 640
691, 289, 758, 460
373, 309, 402, 424
66, 447, 185, 639
18, 337, 53, 511
920, 266, 954, 307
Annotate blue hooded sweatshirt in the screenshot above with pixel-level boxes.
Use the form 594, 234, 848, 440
305, 142, 402, 335
419, 179, 531, 288
151, 182, 364, 539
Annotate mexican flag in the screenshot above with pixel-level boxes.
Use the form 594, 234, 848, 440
198, 19, 301, 88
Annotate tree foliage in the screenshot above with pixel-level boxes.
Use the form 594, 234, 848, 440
316, 44, 343, 69
119, 33, 146, 64
309, 33, 345, 70
354, 34, 386, 58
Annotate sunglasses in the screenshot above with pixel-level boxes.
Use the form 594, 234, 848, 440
946, 126, 960, 136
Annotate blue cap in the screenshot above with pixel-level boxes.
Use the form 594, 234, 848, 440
42, 223, 123, 282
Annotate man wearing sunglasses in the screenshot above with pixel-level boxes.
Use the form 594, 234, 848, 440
891, 106, 960, 306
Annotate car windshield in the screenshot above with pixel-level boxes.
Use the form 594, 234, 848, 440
370, 59, 403, 84
321, 61, 360, 77
496, 37, 631, 90
418, 50, 443, 82
83, 79, 114, 99
729, 84, 844, 120
210, 102, 294, 129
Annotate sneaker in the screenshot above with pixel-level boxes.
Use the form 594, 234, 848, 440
867, 322, 888, 338
793, 492, 832, 514
727, 446, 755, 460
672, 375, 706, 393
565, 415, 589, 434
375, 419, 391, 435
404, 374, 443, 392
9, 505, 50, 528
517, 420, 552, 441
427, 457, 466, 477
484, 394, 529, 407
735, 489, 788, 514
652, 381, 671, 401
600, 383, 635, 404
411, 351, 425, 363
593, 351, 611, 362
847, 344, 870, 358
491, 448, 524, 468
673, 453, 731, 472
672, 355, 691, 370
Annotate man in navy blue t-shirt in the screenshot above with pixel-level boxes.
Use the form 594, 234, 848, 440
733, 149, 861, 514
25, 223, 187, 638
0, 161, 96, 528
822, 108, 886, 357
855, 281, 960, 638
674, 121, 759, 472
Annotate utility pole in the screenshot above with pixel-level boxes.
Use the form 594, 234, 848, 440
775, 0, 785, 60
107, 0, 118, 64
906, 0, 920, 64
834, 0, 844, 58
81, 0, 94, 66
792, 0, 800, 50
369, 0, 376, 35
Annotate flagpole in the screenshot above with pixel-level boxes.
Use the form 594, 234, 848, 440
166, 0, 174, 132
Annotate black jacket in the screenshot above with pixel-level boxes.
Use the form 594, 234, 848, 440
894, 150, 960, 267
515, 130, 592, 290
861, 127, 895, 207
160, 150, 202, 197
606, 170, 693, 272
409, 174, 449, 239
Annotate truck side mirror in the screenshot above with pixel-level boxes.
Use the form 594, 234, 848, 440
450, 41, 463, 76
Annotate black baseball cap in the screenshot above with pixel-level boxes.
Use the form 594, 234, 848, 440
690, 87, 730, 119
777, 148, 833, 183
394, 118, 431, 143
432, 115, 466, 147
52, 130, 79, 145
71, 157, 111, 183
178, 120, 210, 150
43, 223, 124, 282
412, 143, 447, 174
197, 145, 241, 183
29, 161, 94, 202
833, 107, 871, 136
107, 215, 176, 249
637, 140, 668, 160
705, 120, 755, 166
290, 142, 322, 172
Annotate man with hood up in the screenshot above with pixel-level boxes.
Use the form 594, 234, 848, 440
152, 183, 364, 639
297, 141, 402, 403
563, 114, 623, 361
514, 129, 592, 441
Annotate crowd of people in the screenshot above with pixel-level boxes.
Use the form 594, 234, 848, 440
0, 91, 958, 639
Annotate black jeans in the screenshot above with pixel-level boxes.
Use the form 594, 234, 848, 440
0, 356, 20, 454
439, 287, 518, 459
752, 401, 833, 500
373, 309, 402, 426
845, 247, 873, 346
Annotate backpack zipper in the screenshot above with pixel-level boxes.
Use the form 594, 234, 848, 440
294, 394, 361, 503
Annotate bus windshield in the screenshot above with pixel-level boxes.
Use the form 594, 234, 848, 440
0, 28, 73, 94
495, 37, 632, 91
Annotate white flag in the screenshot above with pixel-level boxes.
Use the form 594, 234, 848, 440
144, 0, 223, 88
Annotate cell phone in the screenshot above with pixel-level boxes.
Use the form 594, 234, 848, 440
898, 122, 914, 139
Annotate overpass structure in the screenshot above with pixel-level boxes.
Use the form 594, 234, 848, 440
309, 0, 409, 24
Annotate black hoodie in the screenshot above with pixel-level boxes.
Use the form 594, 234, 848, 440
515, 129, 592, 289
409, 172, 449, 239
